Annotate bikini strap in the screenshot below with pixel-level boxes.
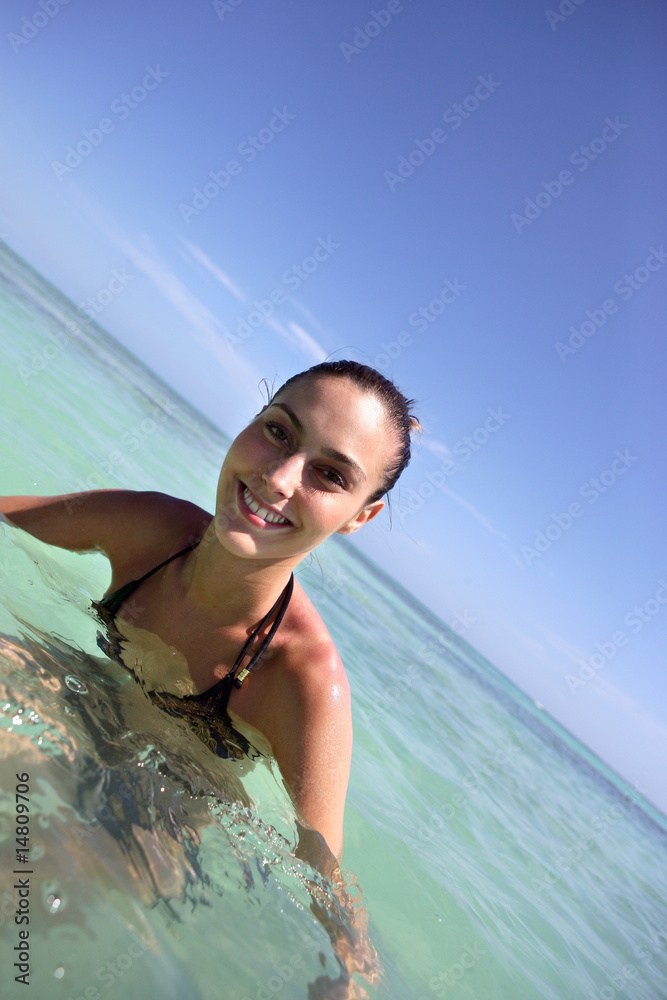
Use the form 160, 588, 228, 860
190, 573, 294, 716
126, 542, 198, 588
232, 573, 294, 688
97, 542, 198, 614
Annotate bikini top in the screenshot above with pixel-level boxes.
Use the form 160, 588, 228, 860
93, 542, 294, 759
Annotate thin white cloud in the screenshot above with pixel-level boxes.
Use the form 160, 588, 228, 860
440, 484, 525, 568
421, 437, 452, 461
538, 624, 588, 665
179, 237, 245, 301
266, 317, 328, 363
287, 296, 337, 344
67, 186, 262, 389
497, 620, 546, 658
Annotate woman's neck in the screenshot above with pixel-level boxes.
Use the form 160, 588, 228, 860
181, 518, 297, 626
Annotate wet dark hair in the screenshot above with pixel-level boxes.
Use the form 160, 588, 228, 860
270, 360, 421, 503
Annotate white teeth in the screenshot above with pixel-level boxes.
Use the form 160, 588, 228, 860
242, 486, 289, 525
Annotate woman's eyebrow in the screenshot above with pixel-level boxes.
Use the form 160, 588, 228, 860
271, 402, 367, 481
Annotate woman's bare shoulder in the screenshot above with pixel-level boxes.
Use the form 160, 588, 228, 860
88, 489, 212, 579
260, 582, 352, 736
282, 580, 347, 673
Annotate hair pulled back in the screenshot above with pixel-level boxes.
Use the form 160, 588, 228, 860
270, 360, 420, 503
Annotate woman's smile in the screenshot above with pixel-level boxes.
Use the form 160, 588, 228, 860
237, 480, 293, 529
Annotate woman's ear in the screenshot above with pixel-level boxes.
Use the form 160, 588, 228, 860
336, 500, 384, 535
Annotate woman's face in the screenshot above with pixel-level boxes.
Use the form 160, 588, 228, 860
214, 376, 395, 564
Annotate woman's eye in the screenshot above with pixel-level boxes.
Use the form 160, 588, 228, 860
321, 468, 346, 488
266, 422, 289, 444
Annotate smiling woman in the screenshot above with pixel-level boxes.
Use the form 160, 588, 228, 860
0, 359, 420, 868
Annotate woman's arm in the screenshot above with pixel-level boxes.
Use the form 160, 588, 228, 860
0, 490, 208, 569
266, 644, 353, 864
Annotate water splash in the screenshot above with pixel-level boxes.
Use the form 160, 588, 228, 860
64, 675, 87, 694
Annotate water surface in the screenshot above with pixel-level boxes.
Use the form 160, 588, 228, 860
1, 245, 666, 999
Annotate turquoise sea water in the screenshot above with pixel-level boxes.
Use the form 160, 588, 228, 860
1, 243, 666, 1000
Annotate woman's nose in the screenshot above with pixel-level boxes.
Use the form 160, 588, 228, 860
262, 453, 303, 498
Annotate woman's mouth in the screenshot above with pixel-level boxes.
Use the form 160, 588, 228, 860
238, 482, 292, 528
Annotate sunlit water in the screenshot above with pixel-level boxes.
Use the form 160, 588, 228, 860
1, 244, 666, 1000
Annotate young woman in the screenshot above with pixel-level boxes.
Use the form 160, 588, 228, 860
0, 359, 419, 866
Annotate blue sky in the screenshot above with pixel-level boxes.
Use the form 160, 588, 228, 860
2, 0, 666, 810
